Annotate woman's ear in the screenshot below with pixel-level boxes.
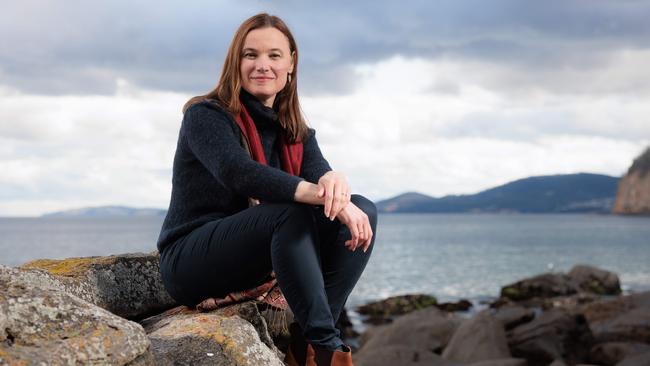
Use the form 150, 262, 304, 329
289, 51, 296, 73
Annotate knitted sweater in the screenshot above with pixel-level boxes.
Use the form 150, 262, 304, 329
156, 90, 332, 252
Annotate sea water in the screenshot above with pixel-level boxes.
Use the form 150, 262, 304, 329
2, 213, 649, 309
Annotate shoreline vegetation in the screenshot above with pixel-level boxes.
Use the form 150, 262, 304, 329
2, 252, 649, 365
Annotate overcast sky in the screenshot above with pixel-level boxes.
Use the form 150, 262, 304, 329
1, 0, 649, 216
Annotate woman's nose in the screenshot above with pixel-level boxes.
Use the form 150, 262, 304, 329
255, 57, 270, 72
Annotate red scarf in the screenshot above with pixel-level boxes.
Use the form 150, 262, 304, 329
195, 102, 303, 315
234, 104, 303, 176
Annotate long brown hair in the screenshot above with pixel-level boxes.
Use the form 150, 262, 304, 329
183, 13, 308, 143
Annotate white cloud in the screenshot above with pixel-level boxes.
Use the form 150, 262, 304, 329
0, 79, 187, 216
1, 56, 649, 216
301, 56, 650, 199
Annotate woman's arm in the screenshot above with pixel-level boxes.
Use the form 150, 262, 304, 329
299, 128, 332, 184
183, 103, 303, 202
294, 180, 325, 205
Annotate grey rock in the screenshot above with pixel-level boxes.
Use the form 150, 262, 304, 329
442, 310, 511, 363
0, 265, 153, 365
590, 307, 650, 344
501, 273, 578, 302
355, 345, 462, 366
616, 351, 650, 366
357, 306, 460, 356
494, 305, 536, 330
357, 293, 438, 325
590, 341, 650, 366
141, 301, 284, 366
568, 265, 621, 295
468, 358, 527, 366
581, 291, 650, 343
548, 360, 568, 366
507, 308, 593, 366
20, 252, 176, 319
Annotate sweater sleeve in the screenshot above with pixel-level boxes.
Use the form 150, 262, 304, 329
183, 103, 303, 202
300, 128, 332, 184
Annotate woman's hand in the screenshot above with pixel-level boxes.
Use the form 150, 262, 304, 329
336, 202, 373, 253
318, 171, 350, 221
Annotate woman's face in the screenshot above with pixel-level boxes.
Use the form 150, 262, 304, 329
240, 27, 295, 107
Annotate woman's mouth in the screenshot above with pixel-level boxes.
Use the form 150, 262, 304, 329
252, 77, 274, 83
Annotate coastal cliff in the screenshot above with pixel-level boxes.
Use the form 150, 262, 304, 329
613, 147, 650, 215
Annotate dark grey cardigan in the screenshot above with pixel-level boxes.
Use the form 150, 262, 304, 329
156, 95, 332, 252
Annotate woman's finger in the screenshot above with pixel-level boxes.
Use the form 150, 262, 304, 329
354, 223, 366, 251
362, 220, 373, 252
330, 184, 341, 221
346, 221, 360, 250
332, 184, 349, 220
333, 183, 351, 220
324, 181, 334, 218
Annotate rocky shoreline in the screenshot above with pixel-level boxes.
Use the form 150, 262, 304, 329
1, 253, 649, 365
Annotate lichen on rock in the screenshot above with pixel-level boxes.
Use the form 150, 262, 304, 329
0, 265, 153, 365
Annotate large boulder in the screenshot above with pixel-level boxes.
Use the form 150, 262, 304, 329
568, 265, 621, 295
589, 341, 650, 366
356, 306, 460, 357
589, 307, 650, 344
355, 345, 462, 366
507, 308, 594, 366
616, 351, 650, 366
442, 310, 511, 363
467, 359, 527, 366
493, 305, 536, 330
20, 252, 176, 319
140, 301, 284, 366
0, 265, 153, 365
581, 291, 650, 343
357, 294, 438, 324
501, 273, 578, 302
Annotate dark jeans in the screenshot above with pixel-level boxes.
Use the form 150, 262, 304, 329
159, 194, 377, 350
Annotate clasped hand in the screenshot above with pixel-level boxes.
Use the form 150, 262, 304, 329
318, 171, 373, 252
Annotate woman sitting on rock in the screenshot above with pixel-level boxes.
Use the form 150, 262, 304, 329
156, 12, 377, 366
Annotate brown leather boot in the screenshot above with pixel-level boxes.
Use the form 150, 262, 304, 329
284, 322, 310, 366
308, 344, 354, 366
284, 322, 353, 366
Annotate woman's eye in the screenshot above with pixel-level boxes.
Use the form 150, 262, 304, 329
270, 54, 281, 59
243, 53, 256, 58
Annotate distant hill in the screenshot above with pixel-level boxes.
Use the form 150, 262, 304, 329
40, 173, 619, 217
376, 173, 618, 213
42, 205, 166, 218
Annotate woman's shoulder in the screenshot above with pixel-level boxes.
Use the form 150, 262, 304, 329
184, 99, 237, 127
185, 98, 230, 118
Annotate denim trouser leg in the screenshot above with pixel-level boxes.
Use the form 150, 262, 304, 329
159, 194, 377, 350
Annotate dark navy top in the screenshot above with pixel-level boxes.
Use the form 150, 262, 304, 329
156, 90, 332, 252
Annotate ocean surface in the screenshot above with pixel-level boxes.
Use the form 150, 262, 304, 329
2, 213, 649, 310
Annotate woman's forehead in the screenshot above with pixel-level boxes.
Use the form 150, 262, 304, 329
243, 27, 291, 51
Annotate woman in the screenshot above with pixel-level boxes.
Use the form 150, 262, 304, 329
157, 13, 377, 366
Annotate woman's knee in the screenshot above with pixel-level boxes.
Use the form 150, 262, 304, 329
350, 194, 377, 224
